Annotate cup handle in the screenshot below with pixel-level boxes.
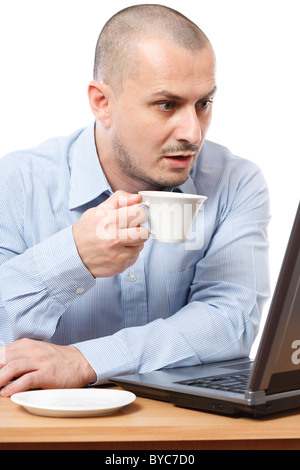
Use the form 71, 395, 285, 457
134, 202, 153, 236
135, 201, 150, 208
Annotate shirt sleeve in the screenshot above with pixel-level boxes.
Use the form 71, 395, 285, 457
0, 173, 95, 343
74, 163, 271, 384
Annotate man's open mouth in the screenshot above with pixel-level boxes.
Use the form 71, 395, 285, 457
163, 155, 193, 167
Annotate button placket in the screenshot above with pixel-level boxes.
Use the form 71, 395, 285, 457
121, 255, 148, 328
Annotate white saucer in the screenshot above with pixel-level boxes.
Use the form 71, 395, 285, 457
11, 388, 136, 417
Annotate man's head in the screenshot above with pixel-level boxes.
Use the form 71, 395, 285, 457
93, 4, 211, 95
89, 5, 217, 192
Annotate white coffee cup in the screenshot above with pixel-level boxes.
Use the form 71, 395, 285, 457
138, 191, 207, 243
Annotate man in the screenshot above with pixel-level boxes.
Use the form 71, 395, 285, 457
0, 5, 270, 397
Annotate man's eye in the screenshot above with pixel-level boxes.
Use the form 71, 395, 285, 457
199, 99, 213, 109
157, 102, 176, 111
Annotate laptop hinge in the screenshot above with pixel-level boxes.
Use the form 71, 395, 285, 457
244, 390, 266, 405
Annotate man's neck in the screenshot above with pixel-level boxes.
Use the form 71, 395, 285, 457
94, 123, 160, 194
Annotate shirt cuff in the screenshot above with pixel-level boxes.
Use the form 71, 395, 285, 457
33, 226, 96, 307
73, 335, 136, 385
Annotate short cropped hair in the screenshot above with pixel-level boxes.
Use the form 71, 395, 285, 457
93, 4, 210, 94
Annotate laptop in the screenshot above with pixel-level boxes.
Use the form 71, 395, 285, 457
111, 202, 300, 417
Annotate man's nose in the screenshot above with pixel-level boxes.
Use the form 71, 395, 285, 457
173, 107, 202, 144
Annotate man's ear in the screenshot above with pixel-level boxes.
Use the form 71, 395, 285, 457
88, 80, 113, 127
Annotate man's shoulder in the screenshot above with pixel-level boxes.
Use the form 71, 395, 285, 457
0, 127, 86, 180
190, 140, 268, 201
193, 139, 264, 184
199, 140, 260, 172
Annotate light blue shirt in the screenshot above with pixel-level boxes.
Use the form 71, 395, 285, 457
0, 123, 270, 384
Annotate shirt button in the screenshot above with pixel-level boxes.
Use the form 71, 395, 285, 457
128, 270, 137, 282
75, 286, 85, 294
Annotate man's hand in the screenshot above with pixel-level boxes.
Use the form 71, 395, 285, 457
0, 338, 97, 397
72, 190, 149, 278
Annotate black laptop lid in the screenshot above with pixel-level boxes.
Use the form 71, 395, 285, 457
248, 203, 300, 394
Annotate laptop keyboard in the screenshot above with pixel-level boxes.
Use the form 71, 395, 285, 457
178, 374, 250, 394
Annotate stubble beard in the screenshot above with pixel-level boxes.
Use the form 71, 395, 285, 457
112, 133, 196, 190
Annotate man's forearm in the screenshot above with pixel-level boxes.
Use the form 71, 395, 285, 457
0, 226, 95, 342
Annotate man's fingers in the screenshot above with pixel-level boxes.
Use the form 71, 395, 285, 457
118, 205, 147, 229
1, 370, 40, 397
122, 226, 149, 243
0, 357, 38, 395
96, 209, 148, 241
99, 190, 142, 210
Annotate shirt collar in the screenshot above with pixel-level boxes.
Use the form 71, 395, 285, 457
175, 175, 198, 194
68, 122, 112, 210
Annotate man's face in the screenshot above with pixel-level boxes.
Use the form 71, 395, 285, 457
106, 39, 217, 191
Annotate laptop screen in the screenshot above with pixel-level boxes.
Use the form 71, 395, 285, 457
249, 203, 300, 394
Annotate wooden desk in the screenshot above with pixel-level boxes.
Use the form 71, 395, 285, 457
1, 388, 300, 450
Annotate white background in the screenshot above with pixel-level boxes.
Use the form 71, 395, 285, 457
0, 0, 299, 352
